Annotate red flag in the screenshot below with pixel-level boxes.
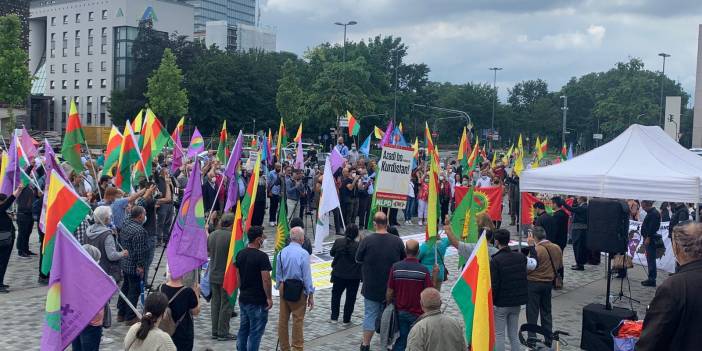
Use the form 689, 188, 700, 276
454, 186, 503, 221
520, 192, 540, 225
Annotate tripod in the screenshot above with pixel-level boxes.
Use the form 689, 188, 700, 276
607, 254, 639, 311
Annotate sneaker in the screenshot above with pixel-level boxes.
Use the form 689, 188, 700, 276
102, 337, 114, 345
0, 283, 8, 288
328, 319, 338, 323
570, 265, 585, 271
269, 222, 276, 227
0, 286, 8, 293
27, 250, 38, 256
17, 253, 31, 259
641, 280, 657, 287
218, 333, 237, 341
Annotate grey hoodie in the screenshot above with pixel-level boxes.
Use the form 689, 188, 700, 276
85, 223, 123, 281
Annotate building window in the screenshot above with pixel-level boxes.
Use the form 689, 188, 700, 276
87, 62, 93, 72
89, 12, 94, 21
61, 97, 67, 123
101, 44, 107, 54
63, 15, 68, 24
62, 64, 67, 73
50, 33, 56, 49
88, 46, 93, 55
87, 79, 93, 88
74, 63, 79, 72
62, 80, 67, 89
100, 96, 107, 125
50, 81, 55, 89
49, 64, 55, 74
75, 30, 80, 47
62, 32, 67, 47
75, 47, 80, 56
102, 10, 108, 20
50, 49, 55, 58
100, 79, 107, 88
63, 48, 67, 57
51, 17, 56, 26
101, 27, 107, 45
75, 13, 80, 23
74, 80, 79, 89
101, 61, 107, 71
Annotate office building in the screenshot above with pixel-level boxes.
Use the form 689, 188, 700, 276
184, 0, 255, 34
204, 20, 275, 52
28, 0, 193, 131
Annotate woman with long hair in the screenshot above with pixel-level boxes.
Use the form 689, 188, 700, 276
123, 293, 176, 350
329, 224, 362, 323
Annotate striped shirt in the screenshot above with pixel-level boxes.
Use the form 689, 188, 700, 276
388, 257, 432, 316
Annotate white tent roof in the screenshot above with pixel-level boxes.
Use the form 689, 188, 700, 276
519, 124, 702, 203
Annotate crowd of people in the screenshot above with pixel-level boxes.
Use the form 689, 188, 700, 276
2, 134, 702, 351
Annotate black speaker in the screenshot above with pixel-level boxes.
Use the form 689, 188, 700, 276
580, 303, 637, 350
587, 198, 629, 253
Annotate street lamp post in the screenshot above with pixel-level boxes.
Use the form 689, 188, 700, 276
658, 52, 670, 127
560, 95, 568, 147
334, 21, 357, 62
489, 67, 502, 150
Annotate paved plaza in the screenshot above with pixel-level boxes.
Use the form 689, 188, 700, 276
0, 213, 661, 351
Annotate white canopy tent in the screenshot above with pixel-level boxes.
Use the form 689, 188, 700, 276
519, 124, 702, 203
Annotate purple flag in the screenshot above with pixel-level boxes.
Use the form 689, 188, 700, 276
294, 139, 304, 169
20, 127, 38, 161
223, 131, 244, 212
187, 128, 205, 158
0, 132, 18, 195
330, 147, 345, 173
170, 131, 184, 173
41, 224, 117, 351
167, 159, 208, 279
379, 120, 394, 148
265, 134, 273, 166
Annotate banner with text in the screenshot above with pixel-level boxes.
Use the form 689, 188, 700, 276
375, 144, 414, 209
626, 220, 675, 273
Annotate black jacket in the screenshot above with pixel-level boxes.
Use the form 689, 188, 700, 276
490, 248, 528, 307
641, 207, 661, 238
563, 202, 588, 225
534, 212, 557, 243
0, 195, 16, 232
669, 206, 689, 232
551, 209, 569, 249
330, 237, 362, 280
637, 260, 702, 351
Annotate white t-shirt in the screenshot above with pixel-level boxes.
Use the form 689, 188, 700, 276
407, 182, 415, 197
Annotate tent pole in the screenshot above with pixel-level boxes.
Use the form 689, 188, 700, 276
517, 191, 522, 250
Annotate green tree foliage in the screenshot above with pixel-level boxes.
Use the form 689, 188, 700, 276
145, 48, 188, 122
0, 15, 32, 128
0, 2, 29, 51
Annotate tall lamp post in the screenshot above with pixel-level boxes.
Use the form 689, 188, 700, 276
560, 95, 568, 147
334, 21, 357, 62
489, 67, 502, 150
658, 52, 671, 127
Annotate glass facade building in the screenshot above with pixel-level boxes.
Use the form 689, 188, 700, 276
186, 0, 256, 33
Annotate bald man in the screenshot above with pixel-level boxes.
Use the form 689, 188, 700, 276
356, 212, 406, 351
386, 239, 437, 351
406, 288, 466, 351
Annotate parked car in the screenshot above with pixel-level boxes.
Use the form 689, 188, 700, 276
689, 148, 702, 157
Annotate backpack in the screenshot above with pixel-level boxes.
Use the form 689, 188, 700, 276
158, 285, 188, 336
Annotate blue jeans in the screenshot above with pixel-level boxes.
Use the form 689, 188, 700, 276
393, 310, 418, 351
143, 236, 156, 284
404, 197, 416, 221
646, 238, 658, 281
237, 303, 269, 351
71, 324, 103, 351
363, 298, 384, 332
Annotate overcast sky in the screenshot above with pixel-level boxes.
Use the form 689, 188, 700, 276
259, 0, 701, 103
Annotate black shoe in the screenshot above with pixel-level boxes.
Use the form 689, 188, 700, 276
0, 286, 8, 293
231, 311, 238, 317
0, 283, 8, 288
218, 334, 237, 341
38, 277, 48, 285
571, 265, 585, 271
360, 345, 370, 351
27, 250, 37, 256
211, 334, 219, 340
641, 280, 657, 287
17, 253, 31, 259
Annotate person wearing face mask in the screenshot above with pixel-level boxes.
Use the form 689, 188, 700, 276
117, 206, 149, 326
416, 171, 429, 226
85, 206, 128, 284
335, 136, 349, 158
636, 222, 702, 351
348, 143, 360, 164
439, 173, 452, 225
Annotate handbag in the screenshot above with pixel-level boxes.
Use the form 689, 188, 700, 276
278, 252, 304, 302
543, 245, 563, 290
0, 231, 12, 248
612, 254, 634, 270
437, 250, 449, 282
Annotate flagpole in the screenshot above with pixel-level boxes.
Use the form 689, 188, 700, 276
118, 290, 142, 319
82, 139, 103, 201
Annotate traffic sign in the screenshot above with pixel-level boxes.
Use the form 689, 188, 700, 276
593, 133, 603, 140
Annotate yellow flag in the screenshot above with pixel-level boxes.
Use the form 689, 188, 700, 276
514, 135, 524, 176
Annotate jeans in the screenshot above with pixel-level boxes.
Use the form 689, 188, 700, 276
157, 203, 174, 243
210, 282, 232, 336
16, 213, 33, 254
117, 274, 142, 321
71, 324, 103, 351
571, 228, 588, 266
404, 196, 416, 221
330, 277, 360, 323
237, 303, 269, 351
527, 281, 553, 344
494, 305, 521, 351
393, 310, 418, 351
269, 194, 280, 223
0, 233, 15, 285
646, 238, 658, 281
363, 298, 384, 332
143, 236, 156, 284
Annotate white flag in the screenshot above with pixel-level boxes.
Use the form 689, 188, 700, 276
314, 156, 341, 253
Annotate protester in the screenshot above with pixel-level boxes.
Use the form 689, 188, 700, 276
562, 196, 588, 271
416, 172, 429, 226
404, 174, 416, 225
288, 217, 313, 254
637, 222, 702, 350
550, 197, 569, 250
526, 226, 563, 346
405, 288, 466, 351
275, 226, 315, 351
443, 220, 498, 259
0, 187, 21, 293
123, 292, 177, 351
670, 202, 689, 232
236, 225, 273, 351
349, 143, 360, 164
335, 137, 349, 158
100, 186, 145, 231
155, 168, 175, 246
356, 167, 372, 227
329, 223, 362, 324
438, 174, 452, 224
659, 202, 671, 222
136, 182, 158, 283
15, 182, 37, 258
491, 229, 535, 351
117, 206, 148, 325
84, 206, 128, 283
72, 244, 105, 351
355, 212, 406, 351
285, 169, 304, 221
386, 239, 437, 351
159, 271, 201, 351
268, 163, 282, 227
206, 213, 236, 340
533, 201, 556, 242
340, 166, 360, 226
417, 230, 449, 291
252, 172, 268, 226
640, 200, 661, 287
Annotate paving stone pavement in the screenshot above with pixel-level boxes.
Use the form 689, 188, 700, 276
0, 211, 662, 350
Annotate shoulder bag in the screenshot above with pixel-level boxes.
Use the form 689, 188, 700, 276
543, 245, 563, 290
279, 252, 304, 302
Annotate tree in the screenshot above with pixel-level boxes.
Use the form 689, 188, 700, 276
0, 2, 29, 51
145, 48, 188, 122
0, 15, 31, 130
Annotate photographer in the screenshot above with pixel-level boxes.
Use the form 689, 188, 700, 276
268, 164, 282, 227
286, 168, 305, 221
340, 167, 360, 226
155, 167, 175, 246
